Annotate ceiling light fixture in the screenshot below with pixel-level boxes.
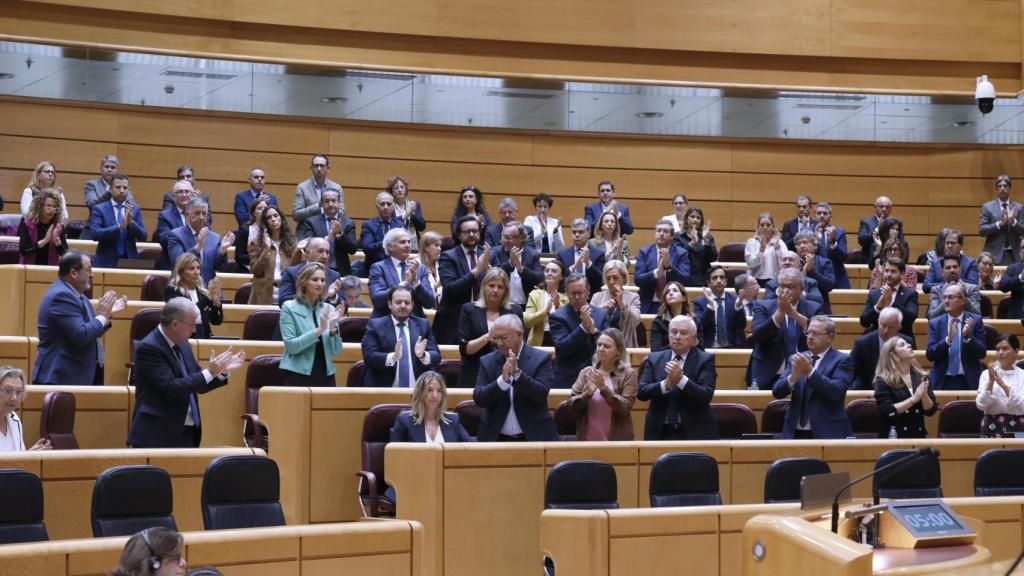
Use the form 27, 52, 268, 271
0, 73, 14, 80
635, 112, 664, 119
320, 97, 348, 104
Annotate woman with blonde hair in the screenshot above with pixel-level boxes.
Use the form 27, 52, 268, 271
18, 188, 67, 266
590, 259, 640, 347
457, 267, 518, 388
567, 328, 637, 441
390, 371, 472, 443
388, 176, 426, 249
419, 231, 444, 310
248, 205, 297, 305
589, 211, 630, 266
20, 161, 68, 221
873, 337, 936, 438
280, 263, 344, 387
744, 212, 784, 286
524, 259, 568, 346
165, 252, 223, 339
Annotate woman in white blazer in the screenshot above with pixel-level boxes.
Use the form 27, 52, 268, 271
523, 193, 564, 254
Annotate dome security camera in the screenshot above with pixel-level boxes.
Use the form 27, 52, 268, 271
976, 75, 995, 115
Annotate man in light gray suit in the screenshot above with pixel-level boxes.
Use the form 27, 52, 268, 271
928, 254, 981, 319
979, 174, 1024, 265
293, 154, 344, 226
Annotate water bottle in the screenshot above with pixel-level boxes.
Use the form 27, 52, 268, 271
888, 426, 898, 440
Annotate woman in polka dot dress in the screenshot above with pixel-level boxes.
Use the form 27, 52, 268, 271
976, 333, 1024, 438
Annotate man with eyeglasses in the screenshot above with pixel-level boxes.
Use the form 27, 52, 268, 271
233, 167, 279, 227
89, 173, 147, 269
772, 315, 854, 439
359, 192, 406, 278
293, 154, 344, 225
927, 283, 985, 390
749, 268, 821, 391
556, 218, 606, 295
926, 255, 981, 319
583, 180, 634, 236
488, 222, 542, 309
161, 165, 212, 216
435, 215, 491, 345
154, 180, 197, 269
484, 198, 534, 247
34, 251, 128, 387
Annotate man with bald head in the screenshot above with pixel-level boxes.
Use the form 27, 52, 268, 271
279, 237, 342, 307
473, 315, 559, 442
850, 307, 914, 389
858, 195, 893, 264
749, 268, 822, 390
233, 167, 279, 227
359, 192, 406, 277
927, 283, 985, 390
637, 315, 719, 440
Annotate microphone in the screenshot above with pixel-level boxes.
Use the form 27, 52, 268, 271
831, 447, 939, 534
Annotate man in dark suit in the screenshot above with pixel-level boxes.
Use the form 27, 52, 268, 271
279, 238, 342, 307
634, 219, 690, 314
361, 285, 441, 387
556, 218, 605, 296
165, 198, 234, 284
814, 201, 851, 288
88, 174, 147, 268
368, 229, 435, 318
780, 195, 814, 251
749, 269, 822, 390
857, 195, 893, 264
763, 251, 825, 307
295, 189, 358, 275
33, 251, 128, 386
484, 198, 534, 247
155, 180, 199, 269
160, 165, 212, 214
850, 308, 913, 389
926, 255, 982, 319
999, 237, 1024, 318
583, 180, 634, 236
860, 257, 919, 347
126, 297, 245, 448
793, 233, 836, 313
979, 175, 1024, 265
359, 192, 406, 277
923, 229, 979, 294
926, 283, 986, 390
435, 215, 490, 345
772, 315, 854, 439
549, 273, 610, 388
233, 168, 279, 227
637, 315, 719, 440
692, 266, 743, 349
473, 315, 559, 442
488, 221, 543, 309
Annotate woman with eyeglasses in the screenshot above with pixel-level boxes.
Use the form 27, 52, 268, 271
0, 366, 51, 452
662, 194, 689, 233
649, 282, 691, 352
19, 188, 68, 266
20, 161, 69, 221
450, 185, 492, 238
108, 527, 186, 576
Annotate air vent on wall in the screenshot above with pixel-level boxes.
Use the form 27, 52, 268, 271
317, 70, 416, 82
160, 70, 238, 81
794, 103, 863, 111
483, 91, 555, 100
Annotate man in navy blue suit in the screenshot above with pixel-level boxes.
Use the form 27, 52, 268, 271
233, 168, 279, 227
488, 221, 543, 309
772, 315, 854, 439
763, 251, 825, 307
279, 238, 342, 307
780, 195, 815, 251
749, 268, 822, 390
435, 215, 490, 345
556, 218, 605, 295
583, 180, 634, 236
857, 195, 893, 265
165, 198, 234, 284
33, 252, 128, 386
368, 229, 435, 317
154, 180, 203, 269
549, 273, 610, 388
635, 219, 690, 314
359, 192, 406, 278
473, 314, 559, 442
88, 174, 147, 268
637, 315, 719, 440
692, 266, 743, 349
126, 297, 246, 447
814, 202, 851, 289
926, 283, 986, 390
922, 229, 979, 294
860, 258, 918, 346
361, 285, 441, 387
793, 233, 836, 313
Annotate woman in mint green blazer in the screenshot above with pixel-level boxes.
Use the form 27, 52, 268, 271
280, 262, 344, 386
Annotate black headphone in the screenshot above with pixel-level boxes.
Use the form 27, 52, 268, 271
139, 529, 161, 573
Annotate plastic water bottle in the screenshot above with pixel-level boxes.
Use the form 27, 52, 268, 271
888, 426, 898, 440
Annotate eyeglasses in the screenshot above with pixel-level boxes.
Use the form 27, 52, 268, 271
1, 386, 25, 399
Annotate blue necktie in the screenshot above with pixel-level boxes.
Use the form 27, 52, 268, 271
400, 260, 408, 283
172, 345, 201, 427
785, 317, 799, 358
115, 204, 127, 256
397, 322, 411, 388
947, 318, 962, 377
716, 298, 728, 347
798, 355, 820, 428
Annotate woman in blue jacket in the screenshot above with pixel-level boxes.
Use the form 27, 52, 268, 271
390, 371, 472, 443
280, 262, 344, 386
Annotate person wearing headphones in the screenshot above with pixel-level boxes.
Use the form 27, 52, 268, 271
108, 527, 187, 576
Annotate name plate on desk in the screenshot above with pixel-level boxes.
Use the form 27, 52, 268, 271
878, 500, 976, 549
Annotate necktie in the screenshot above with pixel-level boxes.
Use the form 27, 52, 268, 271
115, 204, 127, 255
716, 298, 728, 347
172, 345, 201, 427
468, 250, 479, 300
400, 260, 408, 282
785, 317, 799, 358
799, 355, 821, 428
947, 318, 962, 377
397, 322, 412, 388
664, 355, 683, 427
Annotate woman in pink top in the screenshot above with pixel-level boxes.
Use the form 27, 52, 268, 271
567, 328, 637, 441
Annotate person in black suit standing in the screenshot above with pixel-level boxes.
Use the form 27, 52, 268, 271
692, 266, 743, 349
473, 315, 559, 442
780, 195, 815, 251
126, 298, 245, 448
857, 195, 893, 264
435, 215, 490, 345
850, 307, 913, 390
637, 315, 719, 440
488, 221, 543, 310
295, 189, 358, 275
549, 273, 611, 388
556, 218, 606, 296
860, 257, 919, 347
361, 285, 441, 387
458, 268, 520, 388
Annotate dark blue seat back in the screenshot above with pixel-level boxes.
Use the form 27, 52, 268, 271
545, 460, 618, 510
91, 465, 176, 537
763, 458, 831, 503
975, 448, 1024, 496
0, 468, 48, 544
873, 449, 943, 500
202, 455, 286, 530
649, 452, 722, 508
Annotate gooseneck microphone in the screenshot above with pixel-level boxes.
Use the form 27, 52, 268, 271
830, 447, 939, 534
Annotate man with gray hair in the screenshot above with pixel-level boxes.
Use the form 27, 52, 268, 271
84, 155, 132, 209
556, 218, 606, 295
127, 296, 246, 448
635, 218, 690, 314
772, 315, 854, 439
749, 268, 822, 390
368, 228, 435, 317
484, 198, 534, 247
850, 307, 913, 390
763, 250, 824, 307
359, 191, 405, 277
279, 237, 342, 307
165, 197, 234, 283
488, 221, 542, 307
155, 180, 197, 268
637, 315, 719, 440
